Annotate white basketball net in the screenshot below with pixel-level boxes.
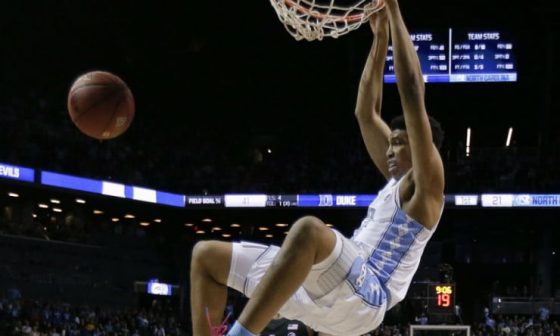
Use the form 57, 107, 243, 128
269, 0, 385, 41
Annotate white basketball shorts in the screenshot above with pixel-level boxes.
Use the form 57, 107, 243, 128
227, 230, 388, 336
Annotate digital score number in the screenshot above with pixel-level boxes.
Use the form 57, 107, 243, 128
428, 284, 455, 314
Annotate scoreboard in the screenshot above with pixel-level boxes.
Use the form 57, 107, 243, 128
6, 162, 560, 209
385, 29, 517, 83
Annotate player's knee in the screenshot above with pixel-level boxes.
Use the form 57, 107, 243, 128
290, 216, 326, 240
191, 240, 232, 282
191, 240, 216, 270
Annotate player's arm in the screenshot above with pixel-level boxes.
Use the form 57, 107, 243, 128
354, 10, 392, 180
385, 0, 444, 218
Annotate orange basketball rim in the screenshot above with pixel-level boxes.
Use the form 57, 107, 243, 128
270, 0, 385, 41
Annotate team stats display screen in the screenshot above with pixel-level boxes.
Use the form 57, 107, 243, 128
385, 29, 517, 83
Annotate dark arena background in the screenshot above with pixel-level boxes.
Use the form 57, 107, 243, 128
1, 0, 559, 335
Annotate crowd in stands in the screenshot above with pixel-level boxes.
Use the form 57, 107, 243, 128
1, 294, 186, 336
473, 313, 560, 336
364, 313, 560, 336
3, 291, 560, 336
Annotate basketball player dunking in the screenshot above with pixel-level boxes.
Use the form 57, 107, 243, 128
190, 0, 445, 335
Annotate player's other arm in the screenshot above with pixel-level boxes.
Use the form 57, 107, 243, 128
385, 0, 444, 223
355, 10, 392, 180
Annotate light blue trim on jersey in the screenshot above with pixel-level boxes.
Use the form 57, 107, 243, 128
345, 256, 387, 308
367, 208, 424, 285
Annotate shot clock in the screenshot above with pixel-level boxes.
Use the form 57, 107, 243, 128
428, 283, 456, 314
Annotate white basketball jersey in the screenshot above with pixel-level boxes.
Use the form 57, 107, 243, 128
351, 178, 442, 309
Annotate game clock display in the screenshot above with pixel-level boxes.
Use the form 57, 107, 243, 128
428, 284, 456, 314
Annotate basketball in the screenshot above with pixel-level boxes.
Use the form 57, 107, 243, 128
67, 71, 135, 140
